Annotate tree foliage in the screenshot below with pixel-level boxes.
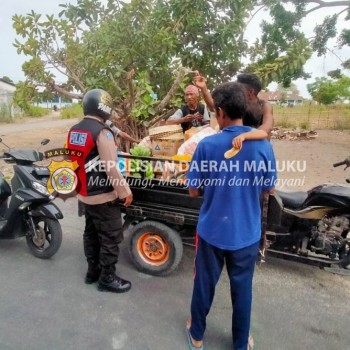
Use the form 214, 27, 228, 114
1, 76, 14, 84
307, 75, 350, 105
245, 0, 349, 86
277, 82, 300, 95
12, 0, 350, 128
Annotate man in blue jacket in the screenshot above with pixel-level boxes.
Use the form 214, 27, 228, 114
186, 82, 277, 350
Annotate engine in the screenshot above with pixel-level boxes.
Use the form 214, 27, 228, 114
311, 216, 350, 258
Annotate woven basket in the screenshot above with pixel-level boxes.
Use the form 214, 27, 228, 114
149, 125, 183, 140
158, 133, 184, 141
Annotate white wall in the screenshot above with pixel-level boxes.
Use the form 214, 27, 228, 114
0, 80, 15, 104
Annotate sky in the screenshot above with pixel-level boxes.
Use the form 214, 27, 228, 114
0, 1, 349, 98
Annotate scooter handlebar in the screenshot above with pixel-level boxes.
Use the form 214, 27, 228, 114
333, 161, 346, 167
333, 157, 350, 168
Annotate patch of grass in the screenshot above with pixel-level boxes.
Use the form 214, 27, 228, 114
299, 119, 310, 130
275, 116, 294, 129
25, 106, 49, 117
332, 116, 350, 130
60, 103, 83, 119
273, 103, 350, 130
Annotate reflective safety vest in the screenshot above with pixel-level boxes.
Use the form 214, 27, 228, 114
66, 118, 114, 196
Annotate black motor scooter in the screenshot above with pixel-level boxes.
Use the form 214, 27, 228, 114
0, 138, 63, 258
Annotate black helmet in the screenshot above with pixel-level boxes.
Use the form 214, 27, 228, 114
82, 89, 113, 120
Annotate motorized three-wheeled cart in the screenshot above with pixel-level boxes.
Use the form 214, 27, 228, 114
85, 155, 344, 276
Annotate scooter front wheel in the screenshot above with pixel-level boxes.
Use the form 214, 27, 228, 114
26, 217, 62, 259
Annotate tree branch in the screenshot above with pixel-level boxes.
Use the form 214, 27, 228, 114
126, 69, 135, 114
247, 5, 266, 28
282, 0, 349, 16
336, 8, 349, 17
63, 63, 86, 92
49, 80, 83, 100
326, 47, 344, 64
284, 0, 349, 6
240, 5, 266, 64
155, 67, 187, 115
148, 108, 176, 127
43, 48, 85, 92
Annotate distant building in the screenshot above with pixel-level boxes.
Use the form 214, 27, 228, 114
35, 86, 75, 110
0, 78, 16, 104
258, 90, 304, 106
35, 95, 74, 110
0, 78, 17, 118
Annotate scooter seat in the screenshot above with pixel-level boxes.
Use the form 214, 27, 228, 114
275, 190, 308, 210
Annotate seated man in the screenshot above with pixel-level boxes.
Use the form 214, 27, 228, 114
166, 85, 210, 133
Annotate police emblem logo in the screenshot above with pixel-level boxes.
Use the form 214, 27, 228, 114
52, 168, 77, 194
47, 160, 79, 198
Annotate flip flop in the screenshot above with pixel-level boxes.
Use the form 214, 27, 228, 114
224, 146, 241, 159
248, 334, 254, 350
185, 324, 204, 350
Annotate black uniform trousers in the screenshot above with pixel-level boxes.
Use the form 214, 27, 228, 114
83, 200, 123, 268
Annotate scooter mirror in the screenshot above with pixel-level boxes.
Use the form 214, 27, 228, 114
41, 139, 50, 146
38, 152, 44, 161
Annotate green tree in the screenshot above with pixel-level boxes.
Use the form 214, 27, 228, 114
12, 0, 350, 133
327, 69, 342, 79
12, 0, 255, 124
307, 76, 350, 105
245, 0, 349, 87
307, 78, 339, 105
336, 75, 350, 99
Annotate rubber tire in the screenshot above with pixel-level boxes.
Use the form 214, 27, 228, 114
339, 253, 350, 269
26, 217, 63, 259
128, 220, 183, 276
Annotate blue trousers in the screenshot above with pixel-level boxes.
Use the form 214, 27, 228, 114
190, 235, 259, 350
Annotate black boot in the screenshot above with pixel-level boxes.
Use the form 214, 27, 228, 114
97, 266, 131, 293
85, 260, 101, 284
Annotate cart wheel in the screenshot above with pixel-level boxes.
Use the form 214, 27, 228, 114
128, 220, 183, 276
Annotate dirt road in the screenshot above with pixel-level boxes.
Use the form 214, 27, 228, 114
0, 113, 79, 151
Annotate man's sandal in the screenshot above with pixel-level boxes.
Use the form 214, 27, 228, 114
248, 334, 254, 350
186, 319, 204, 350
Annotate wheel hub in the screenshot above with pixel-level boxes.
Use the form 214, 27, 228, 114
137, 233, 169, 266
33, 226, 46, 247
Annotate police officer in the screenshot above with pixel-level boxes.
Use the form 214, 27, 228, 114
66, 88, 133, 293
